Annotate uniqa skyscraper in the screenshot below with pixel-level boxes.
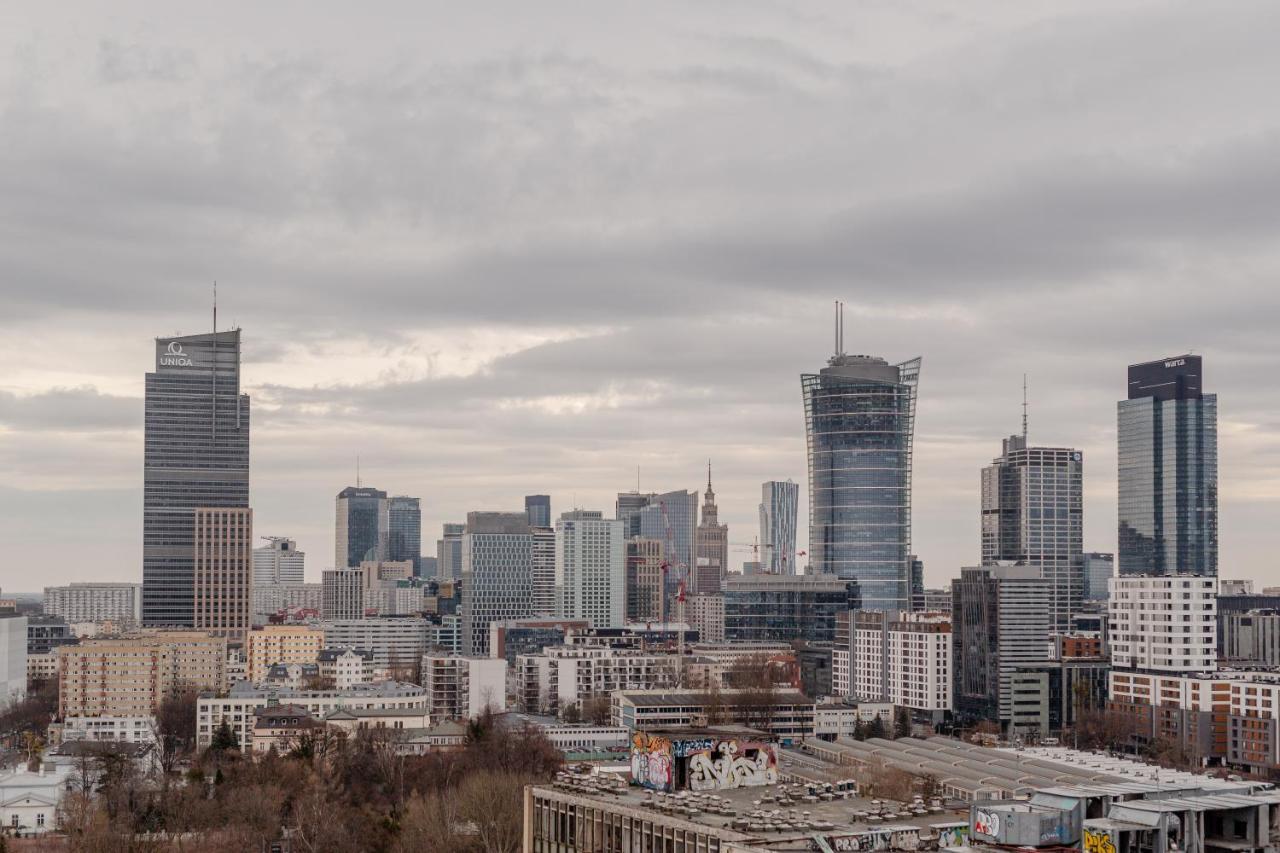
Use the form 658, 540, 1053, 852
142, 330, 250, 628
1117, 354, 1217, 576
801, 309, 920, 611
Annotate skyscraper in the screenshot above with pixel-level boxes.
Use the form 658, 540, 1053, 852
1118, 355, 1218, 576
322, 568, 363, 621
555, 510, 626, 627
625, 538, 665, 623
531, 525, 556, 617
192, 507, 254, 644
253, 537, 305, 586
436, 522, 465, 580
694, 464, 728, 594
387, 495, 423, 574
618, 489, 698, 621
981, 435, 1083, 631
759, 480, 799, 575
460, 512, 534, 656
802, 330, 920, 611
143, 330, 250, 628
335, 486, 388, 569
525, 495, 552, 528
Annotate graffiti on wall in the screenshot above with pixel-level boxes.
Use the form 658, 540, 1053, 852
935, 823, 969, 848
973, 811, 1001, 838
816, 827, 921, 852
630, 732, 674, 792
1084, 829, 1117, 853
687, 739, 779, 791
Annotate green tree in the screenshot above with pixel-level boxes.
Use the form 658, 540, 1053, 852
867, 716, 887, 740
893, 707, 912, 739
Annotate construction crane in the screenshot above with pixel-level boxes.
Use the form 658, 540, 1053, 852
659, 499, 687, 687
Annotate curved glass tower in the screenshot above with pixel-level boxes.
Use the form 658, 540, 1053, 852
802, 353, 920, 611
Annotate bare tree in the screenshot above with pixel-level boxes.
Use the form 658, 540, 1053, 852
581, 696, 612, 726
455, 771, 533, 853
155, 690, 198, 775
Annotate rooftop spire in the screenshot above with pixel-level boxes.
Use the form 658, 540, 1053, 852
1022, 373, 1028, 441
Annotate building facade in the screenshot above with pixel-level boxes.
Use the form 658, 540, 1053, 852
525, 495, 552, 528
759, 479, 799, 575
802, 350, 921, 611
556, 511, 626, 628
532, 525, 557, 617
43, 583, 142, 625
421, 654, 507, 720
321, 617, 430, 674
687, 593, 725, 644
143, 330, 250, 628
460, 512, 534, 656
1223, 611, 1280, 666
1109, 575, 1217, 674
436, 522, 465, 581
321, 568, 364, 621
980, 435, 1084, 631
723, 574, 856, 645
387, 496, 422, 574
694, 466, 728, 594
618, 490, 698, 621
1081, 552, 1114, 601
246, 625, 325, 684
1118, 355, 1218, 576
335, 486, 388, 569
836, 610, 951, 721
624, 538, 665, 623
58, 631, 226, 718
1, 615, 27, 707
252, 537, 305, 586
192, 506, 254, 644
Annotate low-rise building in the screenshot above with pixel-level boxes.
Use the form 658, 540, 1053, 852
251, 704, 321, 754
58, 715, 157, 746
813, 701, 895, 739
0, 764, 73, 836
612, 689, 816, 742
323, 706, 431, 734
317, 648, 375, 688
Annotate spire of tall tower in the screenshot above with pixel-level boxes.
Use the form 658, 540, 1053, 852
1022, 373, 1029, 441
706, 459, 713, 496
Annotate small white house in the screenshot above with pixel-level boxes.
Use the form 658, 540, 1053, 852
0, 764, 73, 836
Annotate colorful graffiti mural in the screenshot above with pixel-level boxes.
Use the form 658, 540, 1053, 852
818, 826, 921, 852
973, 810, 1001, 838
934, 823, 969, 848
687, 739, 779, 791
630, 732, 674, 792
1084, 828, 1117, 853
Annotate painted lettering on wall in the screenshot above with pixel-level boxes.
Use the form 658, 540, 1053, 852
973, 811, 1001, 838
687, 739, 779, 791
816, 826, 921, 852
1084, 829, 1116, 853
630, 732, 674, 792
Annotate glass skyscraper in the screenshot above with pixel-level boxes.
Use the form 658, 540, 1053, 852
387, 495, 423, 574
335, 486, 388, 569
758, 479, 799, 574
525, 494, 551, 528
1117, 355, 1218, 576
802, 353, 920, 611
142, 330, 250, 628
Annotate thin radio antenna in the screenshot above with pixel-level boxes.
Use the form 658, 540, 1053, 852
1022, 373, 1029, 441
356, 456, 361, 488
213, 280, 217, 334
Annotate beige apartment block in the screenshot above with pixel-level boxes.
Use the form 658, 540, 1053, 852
246, 625, 325, 683
57, 630, 227, 718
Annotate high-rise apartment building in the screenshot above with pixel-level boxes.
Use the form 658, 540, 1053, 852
322, 616, 430, 673
1109, 575, 1217, 674
252, 537, 305, 586
436, 522, 465, 580
192, 507, 254, 644
422, 654, 508, 720
951, 565, 1051, 732
835, 610, 951, 723
459, 512, 533, 656
43, 583, 142, 625
1081, 552, 1114, 601
802, 339, 920, 611
981, 435, 1083, 631
694, 466, 728, 594
687, 593, 725, 643
0, 615, 26, 708
617, 490, 697, 620
525, 495, 552, 528
531, 526, 556, 617
143, 330, 250, 628
321, 569, 364, 621
759, 480, 799, 575
246, 625, 325, 683
1118, 355, 1218, 576
555, 510, 626, 628
335, 486, 388, 569
57, 631, 227, 718
387, 496, 423, 574
625, 538, 665, 623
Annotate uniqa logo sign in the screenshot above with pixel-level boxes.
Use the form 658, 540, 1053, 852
160, 340, 194, 367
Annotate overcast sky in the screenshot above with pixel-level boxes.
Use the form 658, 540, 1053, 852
2, 1, 1279, 590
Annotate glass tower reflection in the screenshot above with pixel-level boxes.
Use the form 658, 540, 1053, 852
802, 352, 921, 611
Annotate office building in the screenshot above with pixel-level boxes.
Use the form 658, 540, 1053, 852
556, 511, 625, 628
335, 486, 388, 569
922, 588, 951, 614
321, 569, 363, 621
1081, 552, 1114, 601
192, 507, 254, 644
252, 537, 304, 586
951, 565, 1051, 732
1009, 658, 1111, 737
532, 526, 557, 617
0, 615, 27, 707
422, 654, 508, 720
1222, 579, 1255, 596
617, 489, 697, 619
1223, 611, 1280, 666
43, 583, 142, 625
27, 616, 77, 656
57, 631, 226, 718
1110, 574, 1216, 674
436, 522, 465, 580
459, 512, 533, 656
723, 574, 857, 645
525, 495, 552, 528
251, 582, 323, 622
834, 610, 951, 722
387, 496, 422, 574
801, 329, 920, 611
517, 646, 677, 715
322, 616, 430, 674
1118, 355, 1218, 576
694, 465, 729, 594
612, 689, 816, 740
625, 539, 665, 623
143, 330, 250, 628
687, 593, 725, 643
759, 480, 799, 575
981, 435, 1084, 631
246, 625, 325, 683
909, 556, 925, 611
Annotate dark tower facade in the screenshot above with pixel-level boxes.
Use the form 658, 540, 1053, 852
142, 330, 250, 628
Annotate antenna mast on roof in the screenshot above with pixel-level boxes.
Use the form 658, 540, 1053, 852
356, 456, 361, 488
1022, 373, 1029, 441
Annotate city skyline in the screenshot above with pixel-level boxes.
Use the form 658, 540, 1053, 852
4, 2, 1280, 590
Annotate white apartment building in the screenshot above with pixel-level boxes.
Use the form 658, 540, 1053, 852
555, 511, 625, 628
59, 715, 157, 745
252, 537, 305, 586
317, 648, 374, 689
1110, 574, 1217, 673
687, 593, 725, 643
321, 569, 364, 621
839, 611, 951, 718
197, 681, 427, 748
421, 654, 507, 721
813, 702, 895, 739
517, 646, 678, 715
322, 617, 430, 673
1, 615, 28, 708
252, 582, 322, 621
43, 583, 142, 625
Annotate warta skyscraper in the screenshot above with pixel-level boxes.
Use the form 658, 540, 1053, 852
801, 305, 920, 611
